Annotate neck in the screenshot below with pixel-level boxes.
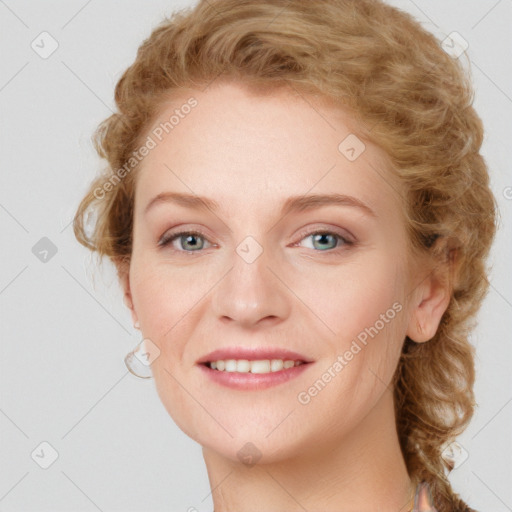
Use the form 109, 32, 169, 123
202, 388, 415, 512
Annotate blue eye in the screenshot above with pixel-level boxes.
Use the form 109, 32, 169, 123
298, 231, 351, 251
158, 231, 210, 252
158, 229, 354, 253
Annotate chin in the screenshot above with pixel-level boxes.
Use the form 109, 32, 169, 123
201, 435, 306, 466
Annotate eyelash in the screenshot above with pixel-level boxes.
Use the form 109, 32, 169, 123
157, 228, 355, 255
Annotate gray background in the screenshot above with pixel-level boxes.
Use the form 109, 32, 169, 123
0, 0, 511, 510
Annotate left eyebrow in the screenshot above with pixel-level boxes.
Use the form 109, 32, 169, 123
280, 193, 377, 218
143, 191, 376, 218
144, 192, 219, 216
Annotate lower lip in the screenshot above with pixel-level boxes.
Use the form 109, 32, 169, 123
197, 362, 313, 390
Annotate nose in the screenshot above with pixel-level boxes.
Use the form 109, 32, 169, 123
210, 242, 291, 330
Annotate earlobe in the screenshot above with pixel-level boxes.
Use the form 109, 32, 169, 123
406, 267, 452, 344
123, 285, 140, 330
116, 259, 140, 329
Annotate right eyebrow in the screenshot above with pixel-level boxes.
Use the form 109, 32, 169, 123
144, 191, 377, 219
144, 191, 219, 216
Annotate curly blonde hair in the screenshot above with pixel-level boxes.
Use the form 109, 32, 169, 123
73, 1, 498, 510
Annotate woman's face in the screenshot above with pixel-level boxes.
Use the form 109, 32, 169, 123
123, 81, 422, 463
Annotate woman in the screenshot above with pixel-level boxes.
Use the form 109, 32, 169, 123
73, 0, 497, 510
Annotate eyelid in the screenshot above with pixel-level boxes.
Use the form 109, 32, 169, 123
158, 224, 356, 253
292, 224, 355, 245
157, 228, 213, 249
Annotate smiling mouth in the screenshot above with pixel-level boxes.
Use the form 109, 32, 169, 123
202, 359, 307, 374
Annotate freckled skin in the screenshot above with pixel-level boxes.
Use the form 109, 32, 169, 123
120, 81, 450, 512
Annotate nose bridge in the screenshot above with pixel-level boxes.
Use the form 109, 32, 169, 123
211, 232, 290, 327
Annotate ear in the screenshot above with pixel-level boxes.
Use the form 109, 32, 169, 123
115, 257, 139, 329
406, 247, 455, 344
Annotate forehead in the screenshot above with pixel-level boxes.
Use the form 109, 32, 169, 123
134, 81, 402, 219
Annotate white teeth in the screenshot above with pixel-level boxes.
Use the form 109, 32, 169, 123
225, 359, 237, 372
208, 359, 304, 373
270, 359, 284, 372
251, 360, 270, 373
236, 360, 251, 372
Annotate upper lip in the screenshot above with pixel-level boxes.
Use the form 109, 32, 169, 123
196, 347, 314, 364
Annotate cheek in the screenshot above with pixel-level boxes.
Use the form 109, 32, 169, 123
290, 255, 407, 430
129, 255, 223, 377
296, 251, 407, 352
125, 244, 410, 449
294, 253, 408, 413
129, 258, 191, 358
129, 261, 207, 438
